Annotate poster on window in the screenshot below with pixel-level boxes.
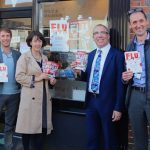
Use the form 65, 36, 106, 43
124, 51, 142, 73
49, 20, 69, 52
78, 20, 97, 53
0, 63, 8, 82
69, 21, 79, 52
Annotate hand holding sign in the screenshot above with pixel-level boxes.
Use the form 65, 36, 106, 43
124, 51, 142, 73
42, 61, 59, 78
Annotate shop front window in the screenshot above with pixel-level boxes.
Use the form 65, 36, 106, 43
39, 0, 109, 101
0, 18, 32, 51
0, 0, 32, 8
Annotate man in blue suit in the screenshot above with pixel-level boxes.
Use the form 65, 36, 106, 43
72, 24, 125, 150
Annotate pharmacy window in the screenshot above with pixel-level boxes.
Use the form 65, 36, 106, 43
39, 0, 109, 101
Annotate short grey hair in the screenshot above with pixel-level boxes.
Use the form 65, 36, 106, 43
93, 24, 109, 34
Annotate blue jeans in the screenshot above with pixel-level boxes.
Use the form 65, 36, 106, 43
0, 93, 20, 150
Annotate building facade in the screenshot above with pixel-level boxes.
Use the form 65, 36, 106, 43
0, 0, 149, 150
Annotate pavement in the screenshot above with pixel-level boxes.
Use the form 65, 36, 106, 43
0, 133, 23, 150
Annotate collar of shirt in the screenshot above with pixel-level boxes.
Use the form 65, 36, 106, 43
88, 43, 111, 93
134, 32, 150, 45
96, 43, 111, 56
1, 48, 12, 57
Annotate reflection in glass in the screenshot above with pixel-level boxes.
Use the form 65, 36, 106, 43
39, 0, 108, 69
39, 0, 109, 100
0, 18, 31, 52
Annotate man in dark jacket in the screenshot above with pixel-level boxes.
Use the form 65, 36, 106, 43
0, 28, 21, 150
72, 24, 125, 150
122, 8, 150, 150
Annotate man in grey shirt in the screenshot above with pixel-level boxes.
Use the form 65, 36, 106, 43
122, 8, 150, 150
0, 28, 21, 150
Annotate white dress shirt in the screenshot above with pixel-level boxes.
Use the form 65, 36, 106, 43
88, 43, 111, 93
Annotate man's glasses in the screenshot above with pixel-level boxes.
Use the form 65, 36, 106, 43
93, 31, 109, 36
127, 8, 144, 16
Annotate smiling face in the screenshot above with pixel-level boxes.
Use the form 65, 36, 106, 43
129, 12, 149, 37
30, 36, 43, 52
93, 25, 110, 48
0, 31, 12, 48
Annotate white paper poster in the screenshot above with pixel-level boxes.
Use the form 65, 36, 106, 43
125, 51, 142, 73
49, 20, 69, 52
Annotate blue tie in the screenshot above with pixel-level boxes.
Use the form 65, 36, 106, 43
91, 50, 102, 93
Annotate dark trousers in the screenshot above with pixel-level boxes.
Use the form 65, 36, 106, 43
22, 128, 47, 150
86, 96, 118, 150
116, 111, 128, 150
128, 89, 150, 150
0, 93, 20, 150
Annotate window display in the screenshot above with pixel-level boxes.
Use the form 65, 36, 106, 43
0, 18, 31, 51
39, 0, 109, 101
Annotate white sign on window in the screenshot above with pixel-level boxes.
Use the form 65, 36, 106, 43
49, 20, 69, 52
11, 36, 20, 44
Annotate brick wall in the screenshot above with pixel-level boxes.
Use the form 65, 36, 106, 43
128, 1, 150, 149
130, 0, 150, 24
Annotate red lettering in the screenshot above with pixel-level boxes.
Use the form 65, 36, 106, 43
134, 52, 139, 58
126, 53, 132, 60
51, 23, 56, 29
62, 24, 67, 31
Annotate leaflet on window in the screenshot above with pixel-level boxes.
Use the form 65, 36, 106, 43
42, 61, 59, 78
49, 20, 69, 52
75, 51, 88, 71
124, 51, 142, 73
0, 63, 8, 82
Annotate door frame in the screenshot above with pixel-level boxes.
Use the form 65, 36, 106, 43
0, 6, 32, 19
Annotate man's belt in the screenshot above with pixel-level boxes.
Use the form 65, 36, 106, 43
132, 86, 146, 93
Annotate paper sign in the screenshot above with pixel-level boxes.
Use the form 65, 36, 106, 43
49, 20, 69, 52
42, 61, 59, 78
0, 63, 8, 82
75, 51, 88, 71
11, 36, 20, 44
124, 51, 142, 73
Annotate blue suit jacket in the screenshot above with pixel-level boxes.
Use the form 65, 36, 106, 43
81, 47, 125, 114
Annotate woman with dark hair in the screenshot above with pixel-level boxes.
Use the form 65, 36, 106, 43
15, 31, 56, 150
